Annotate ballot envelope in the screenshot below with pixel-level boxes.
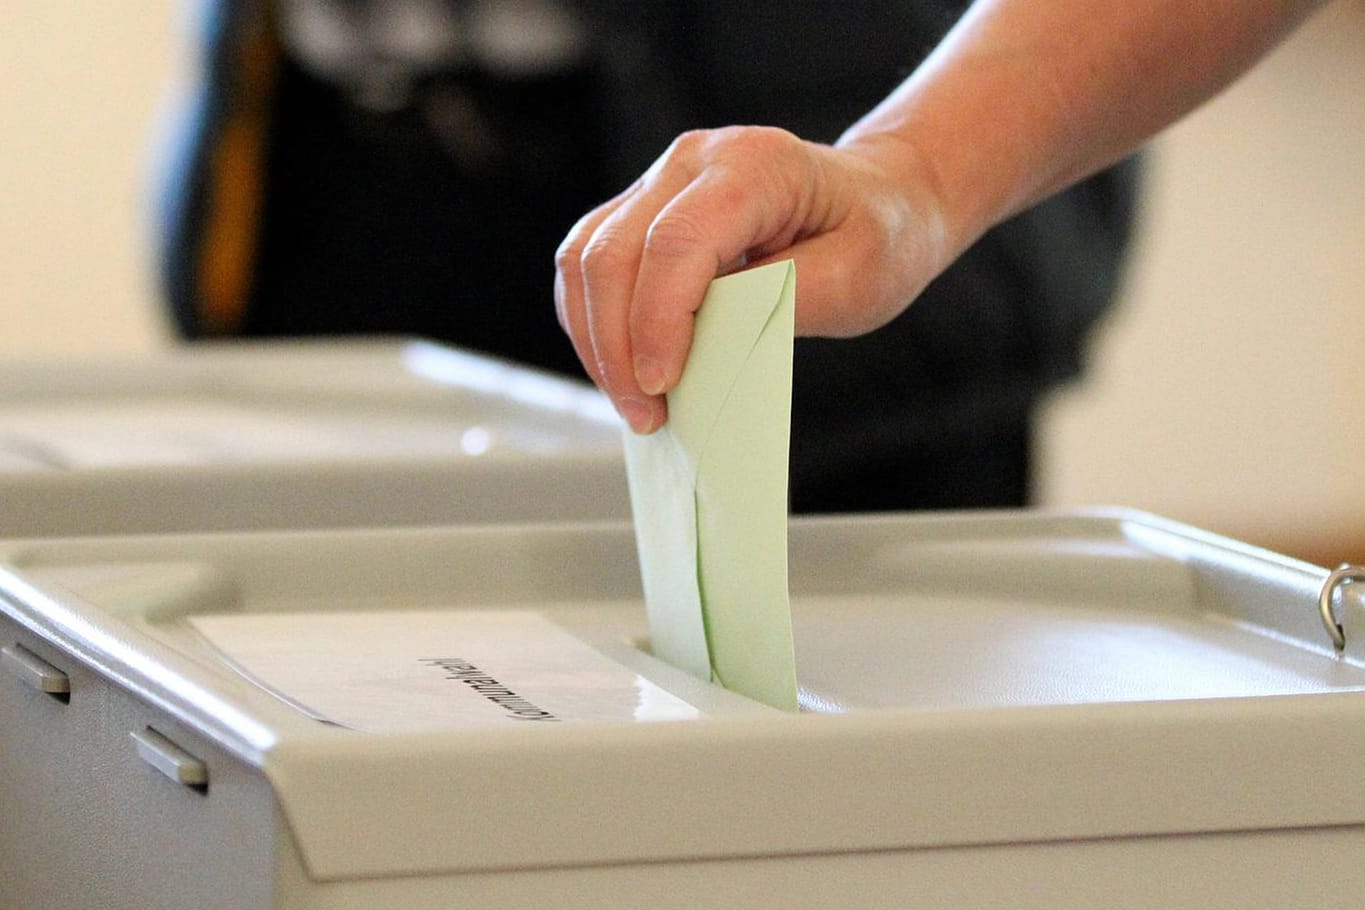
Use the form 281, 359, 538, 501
0, 337, 628, 536
3, 509, 1364, 909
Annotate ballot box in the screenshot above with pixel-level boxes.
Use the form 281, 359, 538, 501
3, 509, 1365, 909
0, 338, 627, 536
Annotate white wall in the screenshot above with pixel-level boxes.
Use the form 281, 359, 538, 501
2, 1, 1363, 560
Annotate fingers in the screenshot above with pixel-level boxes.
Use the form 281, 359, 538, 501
627, 160, 803, 397
556, 127, 823, 434
555, 183, 638, 393
557, 158, 698, 433
555, 212, 611, 393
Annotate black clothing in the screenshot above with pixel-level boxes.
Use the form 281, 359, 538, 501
163, 1, 1140, 513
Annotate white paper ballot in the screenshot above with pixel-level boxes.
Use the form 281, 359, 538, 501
189, 609, 701, 732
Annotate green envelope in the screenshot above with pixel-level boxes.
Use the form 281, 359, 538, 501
623, 259, 798, 711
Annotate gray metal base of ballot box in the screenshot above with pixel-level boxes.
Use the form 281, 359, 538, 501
3, 509, 1365, 909
0, 337, 628, 536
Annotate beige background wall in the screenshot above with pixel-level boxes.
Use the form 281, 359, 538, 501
1039, 0, 1365, 563
2, 2, 1363, 562
1, 2, 180, 356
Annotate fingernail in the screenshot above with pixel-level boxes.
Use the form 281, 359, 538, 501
635, 356, 667, 396
617, 398, 656, 434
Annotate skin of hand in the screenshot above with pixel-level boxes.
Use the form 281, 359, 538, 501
554, 126, 950, 435
554, 0, 1326, 435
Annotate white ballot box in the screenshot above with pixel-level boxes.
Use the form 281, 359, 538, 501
0, 338, 627, 536
2, 510, 1364, 909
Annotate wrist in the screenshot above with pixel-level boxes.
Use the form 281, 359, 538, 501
833, 128, 971, 280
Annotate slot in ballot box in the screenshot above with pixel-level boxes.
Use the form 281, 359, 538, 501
0, 338, 627, 536
3, 510, 1365, 909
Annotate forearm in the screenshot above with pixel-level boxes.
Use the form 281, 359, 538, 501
840, 0, 1326, 257
555, 0, 1327, 433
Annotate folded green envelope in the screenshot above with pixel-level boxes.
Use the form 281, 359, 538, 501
623, 259, 798, 712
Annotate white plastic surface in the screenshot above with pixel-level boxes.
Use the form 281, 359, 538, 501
2, 508, 1363, 890
0, 338, 630, 534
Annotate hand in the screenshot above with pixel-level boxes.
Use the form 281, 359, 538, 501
554, 125, 952, 434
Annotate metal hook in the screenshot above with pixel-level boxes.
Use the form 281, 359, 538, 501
1318, 564, 1365, 653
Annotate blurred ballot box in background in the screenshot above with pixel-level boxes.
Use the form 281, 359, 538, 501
0, 339, 630, 536
2, 1, 1364, 563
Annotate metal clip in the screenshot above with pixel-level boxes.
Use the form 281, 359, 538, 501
1318, 564, 1365, 653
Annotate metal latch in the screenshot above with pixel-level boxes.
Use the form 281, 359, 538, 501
1319, 564, 1365, 653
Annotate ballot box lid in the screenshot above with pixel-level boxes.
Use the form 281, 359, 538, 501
0, 337, 627, 535
2, 509, 1364, 881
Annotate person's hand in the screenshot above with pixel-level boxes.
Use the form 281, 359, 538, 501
556, 0, 1328, 436
554, 126, 953, 434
